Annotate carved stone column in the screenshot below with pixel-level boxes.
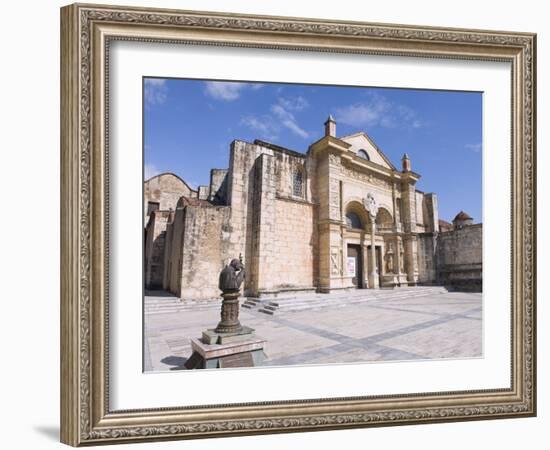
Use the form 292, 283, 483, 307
368, 217, 379, 288
364, 192, 379, 289
394, 236, 402, 276
404, 235, 419, 286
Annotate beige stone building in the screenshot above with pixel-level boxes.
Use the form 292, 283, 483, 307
144, 117, 482, 299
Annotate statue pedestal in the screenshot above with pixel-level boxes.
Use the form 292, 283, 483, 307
185, 259, 267, 369
202, 326, 256, 345
184, 336, 267, 369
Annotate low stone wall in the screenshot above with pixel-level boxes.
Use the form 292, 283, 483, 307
436, 224, 482, 291
416, 224, 482, 291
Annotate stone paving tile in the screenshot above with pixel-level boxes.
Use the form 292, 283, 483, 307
288, 304, 435, 340
374, 293, 482, 316
379, 316, 482, 359
303, 346, 411, 365
144, 291, 483, 372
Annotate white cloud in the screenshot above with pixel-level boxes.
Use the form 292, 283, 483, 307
270, 104, 309, 139
144, 79, 167, 106
335, 93, 423, 130
239, 95, 310, 141
337, 103, 386, 127
277, 95, 309, 112
240, 115, 278, 141
204, 81, 247, 101
144, 164, 161, 180
465, 143, 482, 152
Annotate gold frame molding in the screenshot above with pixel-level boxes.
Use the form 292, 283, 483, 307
60, 3, 537, 446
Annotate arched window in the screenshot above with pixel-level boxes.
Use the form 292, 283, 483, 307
357, 149, 370, 160
292, 167, 304, 197
345, 212, 363, 229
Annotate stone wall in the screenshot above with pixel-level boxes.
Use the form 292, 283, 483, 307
144, 173, 196, 224
144, 210, 171, 289
209, 169, 228, 204
144, 135, 481, 300
417, 232, 438, 284
268, 197, 316, 291
177, 205, 232, 300
437, 224, 482, 291
248, 152, 277, 295
415, 190, 426, 226
424, 193, 439, 232
162, 207, 184, 295
226, 140, 274, 296
416, 224, 482, 291
226, 140, 317, 297
198, 185, 209, 200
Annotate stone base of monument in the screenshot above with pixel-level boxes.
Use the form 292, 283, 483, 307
201, 325, 256, 345
184, 334, 267, 369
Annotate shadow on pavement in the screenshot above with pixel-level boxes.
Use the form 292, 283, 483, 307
161, 355, 188, 370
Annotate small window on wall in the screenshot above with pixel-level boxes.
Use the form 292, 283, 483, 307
147, 201, 160, 215
292, 168, 304, 197
357, 149, 370, 160
346, 212, 363, 229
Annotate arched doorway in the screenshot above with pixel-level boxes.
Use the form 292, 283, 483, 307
344, 201, 369, 288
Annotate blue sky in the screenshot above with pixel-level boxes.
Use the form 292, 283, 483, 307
144, 78, 482, 223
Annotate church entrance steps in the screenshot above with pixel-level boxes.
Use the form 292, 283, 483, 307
255, 286, 449, 315
144, 287, 449, 315
144, 291, 223, 315
241, 298, 262, 309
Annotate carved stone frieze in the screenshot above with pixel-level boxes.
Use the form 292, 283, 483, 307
328, 153, 341, 167
341, 165, 391, 190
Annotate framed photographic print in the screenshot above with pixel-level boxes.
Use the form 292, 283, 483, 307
60, 3, 536, 446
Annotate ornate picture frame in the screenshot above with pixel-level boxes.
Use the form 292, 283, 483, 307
60, 3, 536, 446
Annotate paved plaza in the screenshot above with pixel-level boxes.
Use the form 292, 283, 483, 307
143, 288, 482, 372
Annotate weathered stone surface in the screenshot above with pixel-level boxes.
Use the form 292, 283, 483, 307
189, 337, 266, 359
144, 289, 481, 372
144, 173, 197, 225
202, 326, 255, 345
144, 119, 482, 300
437, 224, 483, 291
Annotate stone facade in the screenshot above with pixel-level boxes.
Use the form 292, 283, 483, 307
144, 118, 483, 299
436, 223, 482, 291
144, 173, 197, 225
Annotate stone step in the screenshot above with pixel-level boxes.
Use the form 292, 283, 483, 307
241, 298, 262, 309
144, 287, 448, 315
257, 287, 448, 315
145, 298, 259, 315
257, 287, 442, 303
263, 292, 438, 308
145, 306, 219, 315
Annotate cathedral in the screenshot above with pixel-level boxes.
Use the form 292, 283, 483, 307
144, 117, 482, 300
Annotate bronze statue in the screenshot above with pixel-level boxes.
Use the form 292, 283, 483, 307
215, 256, 246, 334
218, 258, 246, 292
